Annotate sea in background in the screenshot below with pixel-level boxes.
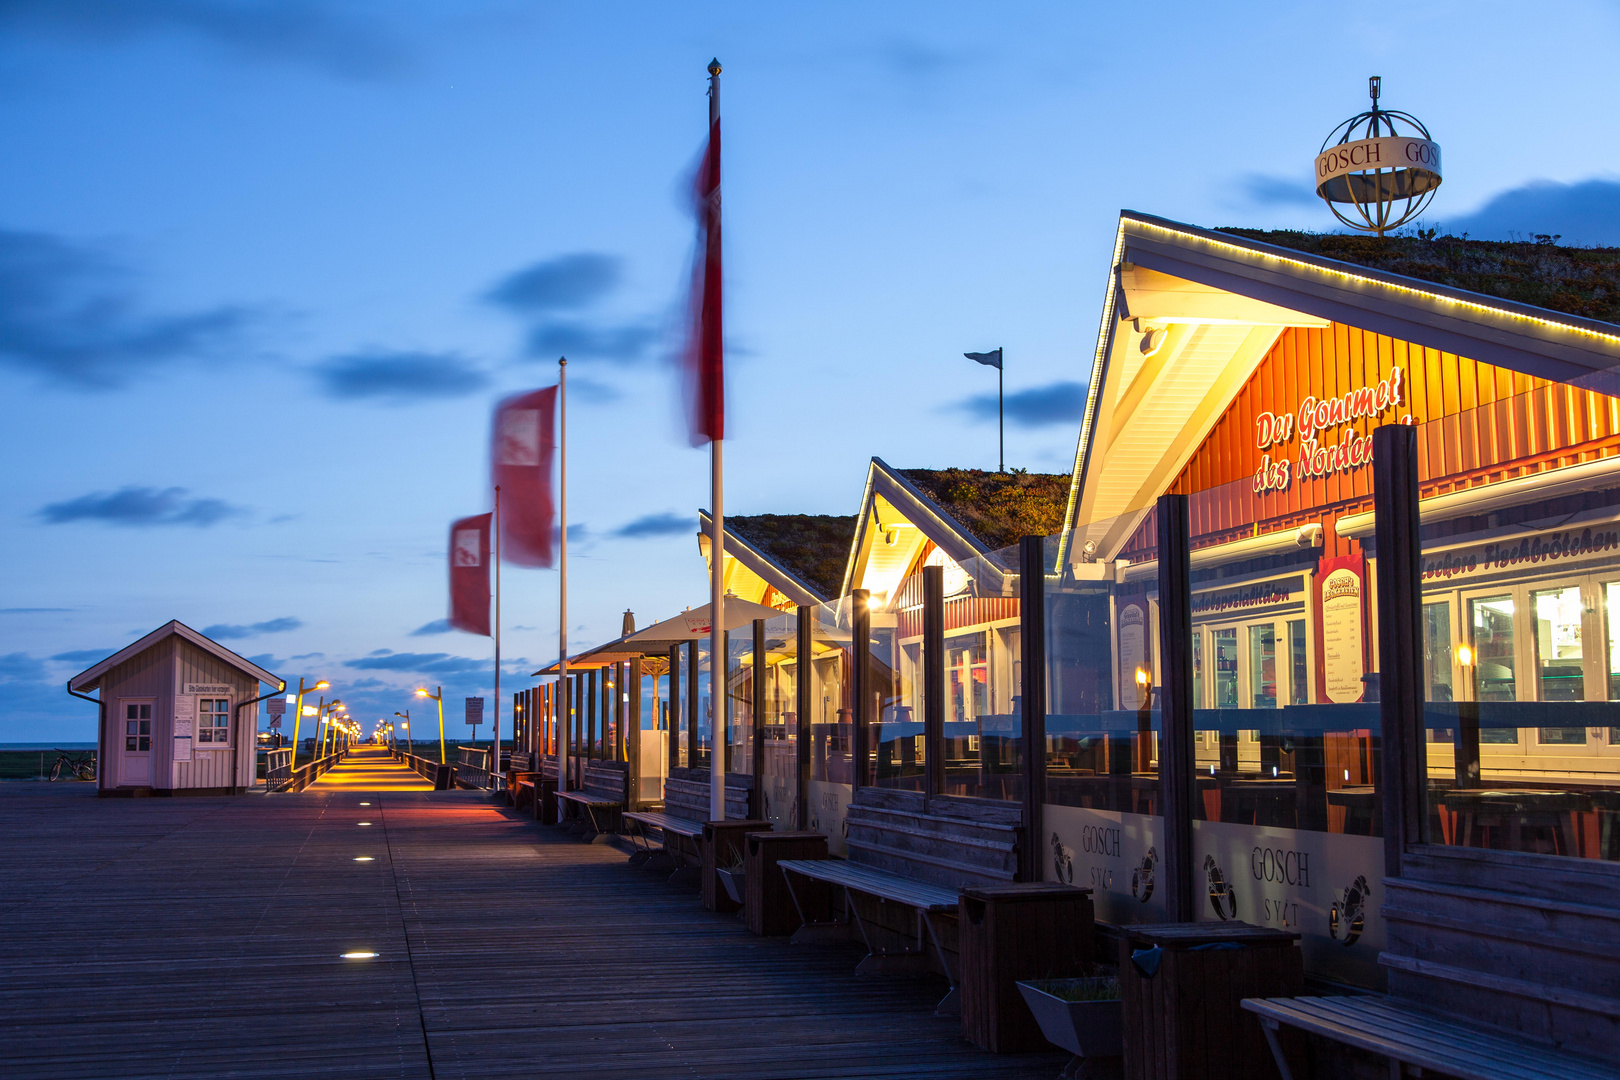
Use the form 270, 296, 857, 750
0, 743, 98, 751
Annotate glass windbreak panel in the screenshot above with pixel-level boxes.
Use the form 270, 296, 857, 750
944, 547, 1021, 802
870, 574, 923, 791
727, 629, 755, 774
1192, 630, 1203, 708
1249, 624, 1277, 709
1413, 385, 1620, 864
1423, 602, 1453, 702
694, 640, 713, 770
674, 649, 689, 769
808, 597, 854, 854
1288, 619, 1308, 706
761, 613, 798, 827
1211, 628, 1239, 707
1042, 525, 1163, 922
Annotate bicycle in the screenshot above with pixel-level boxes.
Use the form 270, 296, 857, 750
48, 749, 96, 782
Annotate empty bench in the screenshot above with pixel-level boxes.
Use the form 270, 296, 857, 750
1242, 996, 1620, 1080
777, 858, 962, 1014
554, 762, 627, 842
623, 810, 705, 878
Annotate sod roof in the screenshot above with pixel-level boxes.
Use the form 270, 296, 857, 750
896, 467, 1070, 552
1216, 228, 1620, 325
726, 514, 858, 600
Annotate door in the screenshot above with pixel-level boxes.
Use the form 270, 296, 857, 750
120, 700, 153, 785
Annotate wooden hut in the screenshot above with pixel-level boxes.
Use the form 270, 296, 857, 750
69, 620, 282, 796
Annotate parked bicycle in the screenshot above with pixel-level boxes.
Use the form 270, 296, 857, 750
48, 749, 96, 782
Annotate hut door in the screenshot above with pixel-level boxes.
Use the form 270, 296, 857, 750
120, 701, 153, 784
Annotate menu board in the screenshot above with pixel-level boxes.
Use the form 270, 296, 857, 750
1318, 556, 1366, 703
1117, 599, 1149, 709
173, 696, 195, 737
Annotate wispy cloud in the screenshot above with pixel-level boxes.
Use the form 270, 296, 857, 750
346, 651, 491, 676
1444, 177, 1620, 246
39, 486, 244, 527
0, 607, 74, 614
878, 37, 969, 78
0, 1, 412, 81
954, 380, 1087, 428
50, 648, 112, 664
410, 619, 451, 636
523, 320, 658, 364
201, 616, 303, 640
485, 253, 621, 315
1238, 173, 1318, 208
0, 228, 253, 388
614, 511, 692, 539
316, 350, 489, 403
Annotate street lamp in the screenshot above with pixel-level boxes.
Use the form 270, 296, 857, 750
415, 686, 445, 764
321, 699, 345, 758
290, 678, 330, 767
395, 710, 412, 756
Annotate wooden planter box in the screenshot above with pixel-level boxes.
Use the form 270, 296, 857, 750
1118, 922, 1302, 1080
959, 882, 1095, 1053
701, 819, 772, 913
745, 830, 829, 936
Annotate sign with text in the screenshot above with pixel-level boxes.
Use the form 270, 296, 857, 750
465, 697, 484, 727
1318, 555, 1366, 703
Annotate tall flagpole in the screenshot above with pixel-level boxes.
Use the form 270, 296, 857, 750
998, 346, 1004, 473
706, 58, 726, 823
493, 484, 502, 786
557, 357, 570, 794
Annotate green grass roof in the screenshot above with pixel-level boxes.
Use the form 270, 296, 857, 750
1217, 228, 1620, 325
726, 514, 857, 600
898, 467, 1070, 552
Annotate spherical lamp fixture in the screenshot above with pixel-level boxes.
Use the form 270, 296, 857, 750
1315, 76, 1442, 236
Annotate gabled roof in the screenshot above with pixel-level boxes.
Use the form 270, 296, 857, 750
70, 620, 281, 693
1061, 211, 1620, 567
698, 511, 854, 607
896, 468, 1069, 551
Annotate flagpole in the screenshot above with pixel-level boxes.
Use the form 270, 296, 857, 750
998, 346, 1004, 473
706, 58, 726, 823
557, 357, 570, 795
493, 483, 502, 787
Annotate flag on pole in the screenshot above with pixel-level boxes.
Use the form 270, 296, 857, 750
682, 100, 723, 445
965, 348, 1002, 369
448, 512, 492, 636
491, 386, 558, 567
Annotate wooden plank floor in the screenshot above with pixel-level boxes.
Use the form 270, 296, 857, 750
0, 761, 1066, 1079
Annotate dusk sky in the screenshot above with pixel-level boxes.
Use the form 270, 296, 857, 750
4, 0, 1619, 742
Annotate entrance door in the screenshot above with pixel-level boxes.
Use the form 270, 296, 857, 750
120, 701, 153, 785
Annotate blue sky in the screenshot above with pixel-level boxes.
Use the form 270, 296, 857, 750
4, 0, 1619, 742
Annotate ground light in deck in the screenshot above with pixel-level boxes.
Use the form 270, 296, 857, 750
340, 952, 378, 960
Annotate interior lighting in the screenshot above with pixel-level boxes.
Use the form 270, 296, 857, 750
341, 952, 378, 960
1457, 644, 1475, 667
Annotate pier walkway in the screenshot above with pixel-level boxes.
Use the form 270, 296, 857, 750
0, 767, 1064, 1079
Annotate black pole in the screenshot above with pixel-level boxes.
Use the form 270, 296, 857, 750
687, 640, 700, 770
923, 565, 945, 801
1374, 422, 1427, 878
669, 645, 682, 774
1155, 495, 1196, 921
795, 605, 812, 830
998, 349, 1005, 473
1017, 537, 1047, 882
752, 618, 766, 818
852, 590, 871, 793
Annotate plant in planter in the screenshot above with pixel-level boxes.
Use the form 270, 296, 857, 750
1017, 968, 1123, 1078
716, 848, 747, 906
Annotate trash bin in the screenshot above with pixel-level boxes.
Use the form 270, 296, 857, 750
744, 830, 829, 936
1118, 922, 1302, 1080
701, 819, 773, 913
959, 882, 1096, 1052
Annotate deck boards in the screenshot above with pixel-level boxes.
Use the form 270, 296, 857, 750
0, 753, 1064, 1079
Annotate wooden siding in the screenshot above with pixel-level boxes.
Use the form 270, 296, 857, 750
172, 639, 260, 791
100, 638, 175, 790
1121, 323, 1620, 557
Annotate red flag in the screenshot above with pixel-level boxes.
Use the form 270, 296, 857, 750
682, 115, 723, 444
448, 512, 491, 636
491, 386, 558, 567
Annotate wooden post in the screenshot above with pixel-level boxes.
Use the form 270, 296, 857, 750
1374, 422, 1427, 878
1155, 495, 1196, 922
795, 605, 812, 830
1018, 537, 1047, 883
752, 618, 766, 818
852, 590, 871, 793
669, 644, 682, 773
628, 656, 642, 810
923, 565, 945, 801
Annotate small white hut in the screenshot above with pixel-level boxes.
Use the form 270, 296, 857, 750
70, 620, 282, 796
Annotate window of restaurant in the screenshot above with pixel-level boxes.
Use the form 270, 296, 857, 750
807, 597, 853, 852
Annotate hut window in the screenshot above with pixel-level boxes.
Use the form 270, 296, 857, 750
125, 704, 152, 751
198, 698, 231, 744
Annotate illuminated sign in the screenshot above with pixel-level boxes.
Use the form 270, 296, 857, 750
1252, 366, 1411, 493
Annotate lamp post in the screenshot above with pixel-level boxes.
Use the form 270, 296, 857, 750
415, 686, 445, 764
321, 700, 345, 758
395, 710, 412, 757
289, 678, 329, 768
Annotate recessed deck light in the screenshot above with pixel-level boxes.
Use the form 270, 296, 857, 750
360, 802, 371, 806
341, 951, 378, 960
354, 856, 374, 862
358, 822, 372, 826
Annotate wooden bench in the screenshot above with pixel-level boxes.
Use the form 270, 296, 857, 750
552, 761, 628, 842
1243, 995, 1620, 1080
623, 810, 705, 879
777, 857, 962, 1015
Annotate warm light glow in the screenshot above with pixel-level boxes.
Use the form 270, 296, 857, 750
415, 688, 429, 697
354, 856, 374, 862
1457, 644, 1475, 667
358, 822, 372, 826
315, 681, 330, 691
1134, 667, 1150, 688
341, 952, 377, 960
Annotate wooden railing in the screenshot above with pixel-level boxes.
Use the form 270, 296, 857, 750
392, 750, 452, 790
455, 745, 492, 789
261, 748, 294, 791
275, 751, 343, 793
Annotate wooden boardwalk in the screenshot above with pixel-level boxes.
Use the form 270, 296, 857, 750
0, 763, 1065, 1079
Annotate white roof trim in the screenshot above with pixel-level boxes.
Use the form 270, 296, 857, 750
70, 620, 281, 693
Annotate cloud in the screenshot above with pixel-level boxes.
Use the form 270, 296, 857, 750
50, 648, 113, 663
316, 350, 489, 403
201, 616, 303, 640
485, 253, 621, 315
955, 380, 1088, 428
410, 619, 451, 636
568, 375, 623, 404
39, 486, 244, 527
614, 511, 692, 539
879, 38, 968, 78
523, 320, 658, 363
0, 228, 253, 388
0, 607, 74, 613
345, 651, 491, 676
1239, 173, 1319, 207
0, 652, 47, 681
1443, 178, 1620, 246
0, 1, 410, 81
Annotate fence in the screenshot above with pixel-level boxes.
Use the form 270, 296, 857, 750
393, 749, 453, 790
